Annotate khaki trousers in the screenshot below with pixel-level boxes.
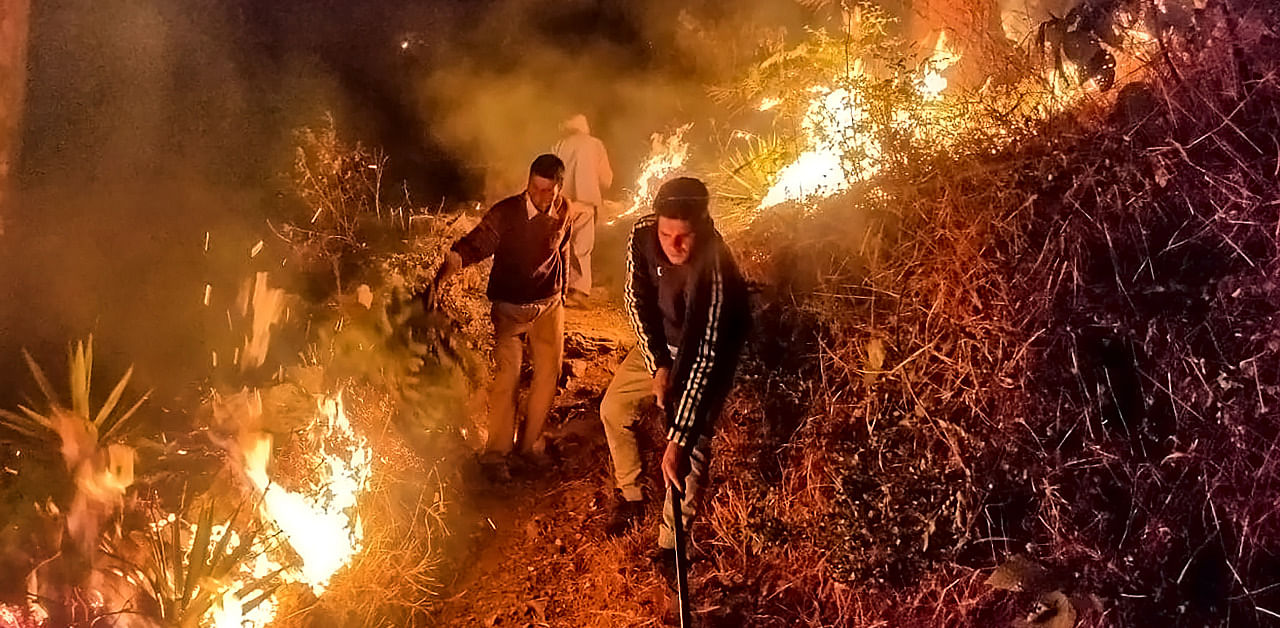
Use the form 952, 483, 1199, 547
487, 296, 564, 455
566, 200, 596, 296
600, 346, 713, 549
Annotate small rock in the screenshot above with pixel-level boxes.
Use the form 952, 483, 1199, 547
987, 554, 1053, 593
564, 359, 588, 379
1017, 591, 1077, 628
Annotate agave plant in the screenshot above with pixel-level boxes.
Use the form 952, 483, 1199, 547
94, 496, 289, 628
0, 337, 149, 448
0, 338, 151, 554
139, 499, 286, 628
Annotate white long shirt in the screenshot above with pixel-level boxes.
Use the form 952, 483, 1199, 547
553, 125, 613, 206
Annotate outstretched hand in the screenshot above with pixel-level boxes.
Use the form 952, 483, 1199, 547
427, 251, 462, 311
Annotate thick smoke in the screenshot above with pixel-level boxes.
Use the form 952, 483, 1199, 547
0, 0, 816, 405
1, 0, 348, 405
405, 0, 814, 198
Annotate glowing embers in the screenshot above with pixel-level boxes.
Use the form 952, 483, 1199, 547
0, 602, 48, 627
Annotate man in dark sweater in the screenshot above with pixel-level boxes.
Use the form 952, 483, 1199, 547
599, 177, 750, 561
432, 154, 572, 476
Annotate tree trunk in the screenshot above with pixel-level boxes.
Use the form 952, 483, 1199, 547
0, 0, 30, 235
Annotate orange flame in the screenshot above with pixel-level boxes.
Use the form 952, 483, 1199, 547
758, 31, 962, 210
193, 389, 371, 626
612, 123, 693, 223
242, 393, 371, 595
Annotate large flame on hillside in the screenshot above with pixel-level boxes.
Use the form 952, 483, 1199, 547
759, 31, 961, 210
192, 390, 371, 627
178, 273, 372, 626
759, 86, 870, 209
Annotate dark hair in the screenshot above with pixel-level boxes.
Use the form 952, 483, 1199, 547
652, 177, 710, 222
529, 153, 565, 183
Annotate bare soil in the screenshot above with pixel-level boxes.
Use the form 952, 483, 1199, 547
430, 297, 688, 627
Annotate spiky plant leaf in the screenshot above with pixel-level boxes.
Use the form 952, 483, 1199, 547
20, 349, 57, 404
94, 365, 133, 432
212, 518, 259, 582
4, 337, 150, 449
207, 500, 245, 576
169, 507, 184, 617
241, 581, 283, 614
69, 339, 91, 420
129, 497, 282, 628
182, 503, 216, 607
101, 391, 149, 442
235, 566, 288, 607
0, 407, 51, 441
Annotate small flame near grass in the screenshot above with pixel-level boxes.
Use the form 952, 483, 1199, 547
611, 123, 693, 224
198, 272, 372, 623
166, 390, 372, 627
242, 393, 372, 596
918, 31, 960, 102
759, 86, 872, 209
759, 31, 962, 210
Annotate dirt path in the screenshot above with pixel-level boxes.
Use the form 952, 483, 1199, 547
432, 297, 679, 627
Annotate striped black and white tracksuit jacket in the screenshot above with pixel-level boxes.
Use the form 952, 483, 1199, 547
624, 214, 750, 448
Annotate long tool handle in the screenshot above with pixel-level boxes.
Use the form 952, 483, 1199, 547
670, 488, 692, 628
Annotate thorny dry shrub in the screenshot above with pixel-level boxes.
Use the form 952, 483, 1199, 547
377, 211, 493, 443
277, 114, 397, 298
380, 213, 491, 357
698, 5, 1280, 627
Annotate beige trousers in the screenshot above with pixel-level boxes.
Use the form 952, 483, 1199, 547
566, 200, 596, 296
600, 346, 713, 549
487, 296, 564, 455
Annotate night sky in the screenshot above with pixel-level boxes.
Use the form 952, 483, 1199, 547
20, 0, 669, 199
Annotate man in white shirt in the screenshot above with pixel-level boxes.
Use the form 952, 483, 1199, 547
553, 114, 613, 308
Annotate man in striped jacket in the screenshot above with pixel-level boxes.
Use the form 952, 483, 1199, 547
599, 177, 750, 562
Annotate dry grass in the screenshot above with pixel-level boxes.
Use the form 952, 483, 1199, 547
274, 386, 458, 627
698, 4, 1280, 626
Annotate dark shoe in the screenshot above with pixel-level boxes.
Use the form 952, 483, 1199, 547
604, 496, 646, 537
511, 435, 555, 472
477, 452, 511, 483
510, 449, 554, 475
650, 547, 678, 589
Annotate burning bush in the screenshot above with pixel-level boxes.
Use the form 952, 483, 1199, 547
0, 109, 495, 626
0, 339, 143, 621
